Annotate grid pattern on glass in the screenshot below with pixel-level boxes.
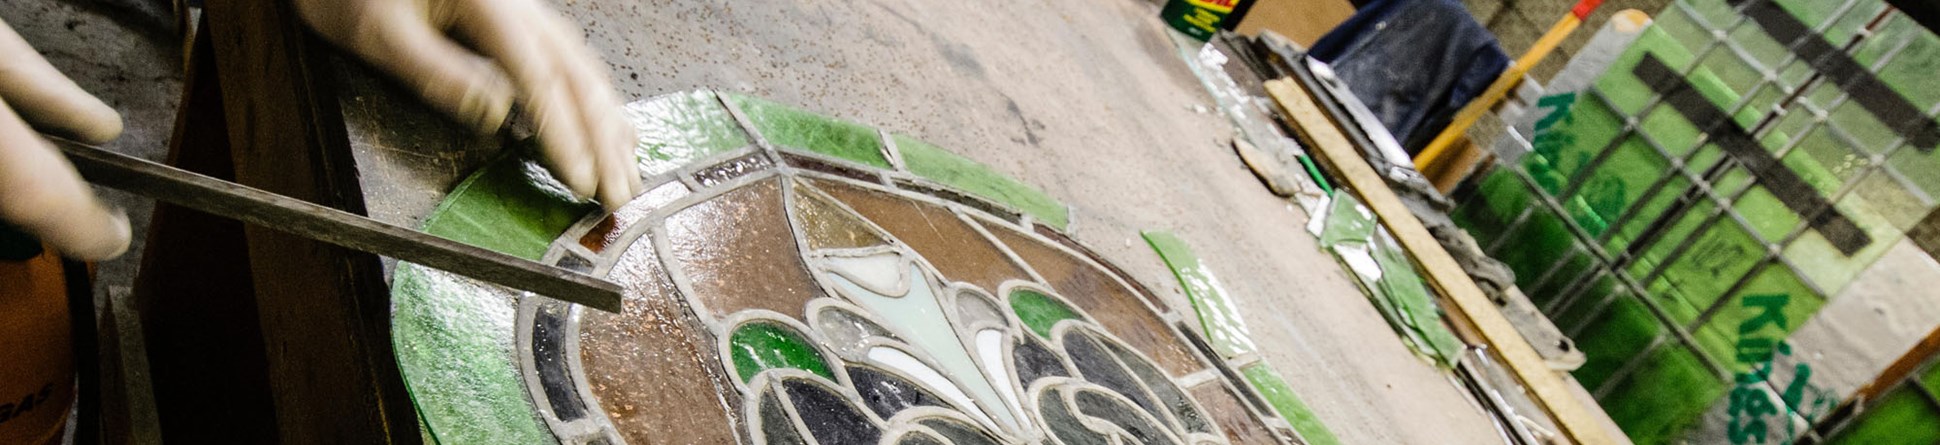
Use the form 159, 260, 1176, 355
1451, 0, 1940, 441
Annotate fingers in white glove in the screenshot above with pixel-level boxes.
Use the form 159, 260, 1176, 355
449, 1, 603, 202
0, 99, 129, 261
0, 18, 123, 144
534, 12, 639, 210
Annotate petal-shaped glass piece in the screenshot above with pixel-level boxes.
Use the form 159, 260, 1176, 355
728, 322, 834, 382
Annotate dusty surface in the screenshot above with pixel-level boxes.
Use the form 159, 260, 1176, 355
13, 0, 1507, 442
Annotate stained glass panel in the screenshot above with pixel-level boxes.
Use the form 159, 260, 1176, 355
392, 91, 1286, 444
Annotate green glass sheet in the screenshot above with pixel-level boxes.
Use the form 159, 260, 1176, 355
728, 322, 835, 383
1572, 296, 1665, 392
730, 94, 890, 168
1783, 187, 1906, 295
1733, 185, 1801, 242
1598, 345, 1727, 445
628, 91, 751, 176
1658, 219, 1765, 314
1866, 14, 1940, 111
1498, 210, 1576, 291
1551, 273, 1620, 330
1692, 265, 1823, 373
1527, 97, 1625, 193
1567, 137, 1671, 237
895, 134, 1069, 228
1010, 288, 1083, 340
1142, 231, 1257, 359
1238, 364, 1341, 445
1826, 386, 1940, 445
1316, 194, 1376, 249
1529, 246, 1597, 309
1453, 169, 1530, 249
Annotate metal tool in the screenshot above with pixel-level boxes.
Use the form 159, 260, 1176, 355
53, 138, 624, 313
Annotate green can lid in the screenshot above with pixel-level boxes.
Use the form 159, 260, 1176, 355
1, 223, 43, 261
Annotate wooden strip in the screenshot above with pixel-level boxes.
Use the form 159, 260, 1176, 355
1265, 78, 1620, 445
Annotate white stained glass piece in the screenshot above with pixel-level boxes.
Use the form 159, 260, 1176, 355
866, 346, 1001, 431
956, 290, 1010, 328
830, 264, 1022, 432
975, 329, 1033, 431
815, 306, 893, 358
823, 252, 910, 297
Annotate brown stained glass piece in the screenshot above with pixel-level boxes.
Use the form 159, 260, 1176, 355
666, 179, 824, 319
807, 178, 1030, 294
1189, 382, 1280, 444
791, 184, 890, 250
780, 151, 882, 184
1032, 223, 1169, 310
580, 182, 690, 252
977, 219, 1204, 377
577, 236, 739, 444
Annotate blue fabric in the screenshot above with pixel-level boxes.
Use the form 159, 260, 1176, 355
1308, 0, 1509, 154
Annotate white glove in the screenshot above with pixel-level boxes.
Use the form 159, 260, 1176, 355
0, 18, 130, 261
296, 0, 643, 210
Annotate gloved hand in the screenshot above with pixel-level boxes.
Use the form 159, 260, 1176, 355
295, 0, 642, 210
0, 18, 130, 261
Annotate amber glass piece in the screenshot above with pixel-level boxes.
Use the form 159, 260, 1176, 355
666, 179, 824, 319
791, 184, 889, 250
580, 182, 689, 252
578, 237, 739, 444
1188, 382, 1280, 444
807, 178, 1030, 294
978, 220, 1203, 376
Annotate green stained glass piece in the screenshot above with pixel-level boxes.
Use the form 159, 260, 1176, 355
1239, 364, 1341, 445
1646, 278, 1703, 327
1601, 175, 1692, 256
1370, 235, 1464, 368
1571, 296, 1663, 392
1826, 386, 1940, 445
895, 134, 1068, 228
1316, 193, 1376, 248
1890, 147, 1940, 200
1143, 231, 1257, 359
422, 156, 598, 260
1693, 266, 1824, 373
1596, 28, 1702, 116
730, 94, 890, 168
627, 91, 751, 176
1010, 289, 1082, 340
728, 322, 834, 383
396, 153, 596, 445
1920, 362, 1940, 396
1598, 345, 1726, 445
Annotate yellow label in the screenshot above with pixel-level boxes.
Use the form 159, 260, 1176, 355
1185, 0, 1237, 13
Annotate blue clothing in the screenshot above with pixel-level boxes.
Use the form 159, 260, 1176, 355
1308, 0, 1510, 154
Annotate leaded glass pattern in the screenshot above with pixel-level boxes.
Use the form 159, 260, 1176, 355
393, 91, 1292, 444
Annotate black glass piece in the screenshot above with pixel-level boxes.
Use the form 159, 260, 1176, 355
1076, 390, 1182, 445
1104, 340, 1210, 433
760, 389, 809, 445
1061, 330, 1162, 420
554, 254, 595, 274
693, 152, 775, 187
780, 152, 881, 183
916, 418, 1003, 445
1012, 335, 1070, 387
894, 432, 948, 445
530, 301, 585, 420
783, 378, 883, 444
1039, 388, 1111, 445
0, 223, 41, 262
848, 366, 947, 419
